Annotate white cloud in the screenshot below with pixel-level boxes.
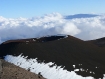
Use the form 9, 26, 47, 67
0, 13, 105, 43
72, 15, 105, 40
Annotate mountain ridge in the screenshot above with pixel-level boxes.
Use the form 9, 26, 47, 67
0, 35, 105, 79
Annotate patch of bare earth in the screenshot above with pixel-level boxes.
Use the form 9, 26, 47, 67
0, 59, 46, 79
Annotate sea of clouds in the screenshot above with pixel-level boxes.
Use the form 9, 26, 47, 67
0, 13, 105, 43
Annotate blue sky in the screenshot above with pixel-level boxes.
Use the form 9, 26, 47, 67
0, 0, 105, 18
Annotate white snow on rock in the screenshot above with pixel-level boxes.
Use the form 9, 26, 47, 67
4, 54, 97, 79
37, 34, 68, 39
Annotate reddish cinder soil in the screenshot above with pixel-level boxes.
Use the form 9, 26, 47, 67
0, 59, 46, 79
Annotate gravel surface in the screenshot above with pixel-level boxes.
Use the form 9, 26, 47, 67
0, 59, 46, 79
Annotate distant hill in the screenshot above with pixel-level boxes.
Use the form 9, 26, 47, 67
0, 35, 105, 79
65, 14, 98, 19
87, 37, 105, 47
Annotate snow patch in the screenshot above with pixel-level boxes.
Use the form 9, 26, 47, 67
4, 54, 96, 79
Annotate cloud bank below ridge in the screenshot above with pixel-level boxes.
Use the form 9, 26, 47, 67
0, 13, 105, 43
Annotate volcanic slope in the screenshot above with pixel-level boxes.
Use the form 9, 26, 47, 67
0, 35, 105, 78
87, 37, 105, 47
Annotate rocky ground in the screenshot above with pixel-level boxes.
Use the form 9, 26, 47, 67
0, 59, 46, 79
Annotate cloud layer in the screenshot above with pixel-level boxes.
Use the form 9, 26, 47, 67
0, 13, 105, 43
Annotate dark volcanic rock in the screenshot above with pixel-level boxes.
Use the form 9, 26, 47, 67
0, 59, 2, 77
0, 35, 105, 78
